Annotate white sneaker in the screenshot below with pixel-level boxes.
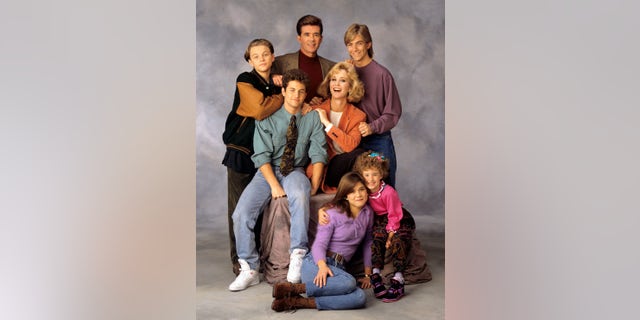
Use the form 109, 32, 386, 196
286, 248, 307, 283
228, 259, 260, 291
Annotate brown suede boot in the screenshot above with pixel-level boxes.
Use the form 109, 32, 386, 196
272, 282, 306, 298
271, 295, 316, 312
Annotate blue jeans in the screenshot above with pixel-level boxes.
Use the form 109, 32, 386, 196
232, 167, 310, 270
301, 254, 366, 310
360, 132, 397, 187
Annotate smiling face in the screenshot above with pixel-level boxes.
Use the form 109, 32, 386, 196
361, 168, 383, 193
282, 80, 307, 112
329, 69, 351, 99
346, 181, 369, 210
297, 25, 322, 57
346, 35, 372, 65
247, 45, 274, 75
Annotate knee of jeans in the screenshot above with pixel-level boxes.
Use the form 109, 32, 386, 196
287, 188, 309, 202
345, 276, 357, 289
354, 288, 366, 306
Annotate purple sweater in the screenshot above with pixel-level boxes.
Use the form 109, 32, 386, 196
354, 60, 403, 134
312, 205, 374, 267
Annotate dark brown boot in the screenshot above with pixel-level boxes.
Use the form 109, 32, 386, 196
272, 282, 306, 298
271, 295, 316, 312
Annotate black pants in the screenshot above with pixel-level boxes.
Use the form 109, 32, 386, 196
371, 208, 416, 273
324, 148, 366, 187
226, 167, 261, 273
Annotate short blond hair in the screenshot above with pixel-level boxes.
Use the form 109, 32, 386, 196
317, 62, 364, 103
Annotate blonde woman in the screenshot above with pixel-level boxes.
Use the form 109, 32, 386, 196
305, 61, 367, 193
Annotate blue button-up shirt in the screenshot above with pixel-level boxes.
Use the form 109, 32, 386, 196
252, 106, 328, 169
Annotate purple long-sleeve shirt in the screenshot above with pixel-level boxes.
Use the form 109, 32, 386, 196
311, 205, 374, 268
354, 60, 402, 134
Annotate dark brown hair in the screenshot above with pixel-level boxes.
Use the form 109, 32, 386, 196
282, 69, 310, 91
296, 14, 323, 35
323, 171, 367, 218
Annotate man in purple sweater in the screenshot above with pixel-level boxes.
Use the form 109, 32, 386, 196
344, 23, 403, 187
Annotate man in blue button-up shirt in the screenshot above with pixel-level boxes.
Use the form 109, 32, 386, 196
229, 69, 328, 292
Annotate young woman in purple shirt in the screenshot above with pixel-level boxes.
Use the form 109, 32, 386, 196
270, 172, 374, 312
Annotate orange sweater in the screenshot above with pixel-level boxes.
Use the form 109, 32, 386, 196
306, 99, 367, 193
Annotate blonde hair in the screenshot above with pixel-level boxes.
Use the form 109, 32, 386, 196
316, 62, 364, 102
353, 150, 390, 179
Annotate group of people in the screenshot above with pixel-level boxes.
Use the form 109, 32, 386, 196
220, 14, 415, 312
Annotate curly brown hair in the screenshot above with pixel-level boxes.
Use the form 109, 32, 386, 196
353, 150, 389, 179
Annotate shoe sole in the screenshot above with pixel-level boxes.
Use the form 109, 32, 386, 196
382, 293, 405, 303
228, 279, 260, 292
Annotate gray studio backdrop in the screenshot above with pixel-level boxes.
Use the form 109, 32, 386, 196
196, 0, 444, 235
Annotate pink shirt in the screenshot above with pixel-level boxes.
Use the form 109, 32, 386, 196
368, 182, 403, 232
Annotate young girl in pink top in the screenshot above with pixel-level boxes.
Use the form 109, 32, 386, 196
353, 150, 416, 302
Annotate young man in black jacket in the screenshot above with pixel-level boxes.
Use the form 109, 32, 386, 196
221, 38, 283, 275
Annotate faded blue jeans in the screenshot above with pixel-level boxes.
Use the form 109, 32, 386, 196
301, 254, 366, 310
360, 131, 397, 187
232, 167, 310, 270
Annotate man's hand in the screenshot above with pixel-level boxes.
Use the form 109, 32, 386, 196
301, 103, 313, 115
271, 184, 287, 199
311, 184, 320, 196
309, 96, 324, 106
272, 74, 283, 87
358, 122, 372, 137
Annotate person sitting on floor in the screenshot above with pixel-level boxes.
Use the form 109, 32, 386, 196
271, 171, 374, 311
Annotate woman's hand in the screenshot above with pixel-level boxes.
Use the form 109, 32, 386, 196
313, 261, 333, 288
315, 109, 330, 126
318, 208, 330, 225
